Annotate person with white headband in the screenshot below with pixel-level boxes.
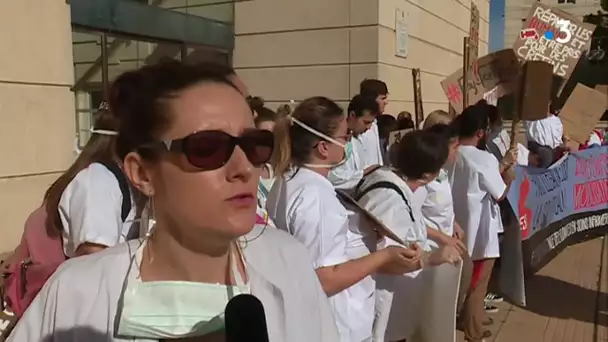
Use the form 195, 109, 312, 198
43, 102, 138, 257
266, 96, 421, 342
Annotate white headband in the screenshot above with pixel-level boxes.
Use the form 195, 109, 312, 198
90, 128, 118, 136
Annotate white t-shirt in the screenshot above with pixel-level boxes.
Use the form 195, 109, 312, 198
329, 122, 384, 190
356, 168, 429, 342
59, 163, 137, 257
525, 115, 563, 148
450, 146, 506, 260
487, 129, 529, 166
7, 226, 340, 342
419, 169, 455, 249
266, 167, 373, 342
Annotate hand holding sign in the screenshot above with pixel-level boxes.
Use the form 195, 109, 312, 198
378, 245, 422, 275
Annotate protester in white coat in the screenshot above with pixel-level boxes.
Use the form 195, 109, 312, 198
266, 96, 421, 342
449, 103, 517, 342
329, 94, 384, 190
43, 105, 138, 258
356, 130, 461, 342
9, 61, 339, 342
486, 104, 529, 166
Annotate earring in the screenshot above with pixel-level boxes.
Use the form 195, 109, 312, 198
140, 196, 157, 238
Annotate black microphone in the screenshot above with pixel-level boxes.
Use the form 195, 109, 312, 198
225, 294, 270, 342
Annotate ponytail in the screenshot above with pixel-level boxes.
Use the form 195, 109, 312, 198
270, 96, 344, 176
271, 115, 293, 175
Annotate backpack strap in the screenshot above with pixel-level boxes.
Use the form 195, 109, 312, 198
355, 181, 407, 203
99, 162, 131, 222
354, 173, 415, 222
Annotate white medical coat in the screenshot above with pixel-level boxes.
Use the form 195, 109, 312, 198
59, 162, 137, 257
7, 225, 339, 342
450, 146, 506, 261
329, 122, 384, 190
356, 168, 430, 342
266, 167, 375, 342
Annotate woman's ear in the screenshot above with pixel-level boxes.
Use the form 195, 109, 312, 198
123, 152, 155, 196
316, 140, 331, 159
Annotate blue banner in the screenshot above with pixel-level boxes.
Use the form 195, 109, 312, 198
507, 146, 608, 241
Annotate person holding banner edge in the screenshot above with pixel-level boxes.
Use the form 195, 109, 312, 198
450, 102, 517, 342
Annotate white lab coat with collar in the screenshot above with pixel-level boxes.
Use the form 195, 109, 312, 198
329, 122, 384, 190
59, 162, 138, 257
7, 226, 339, 342
266, 167, 375, 342
356, 168, 430, 342
450, 146, 506, 261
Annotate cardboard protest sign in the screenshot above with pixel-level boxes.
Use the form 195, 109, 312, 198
441, 49, 520, 114
388, 128, 414, 147
417, 263, 462, 342
517, 61, 554, 121
596, 84, 608, 109
412, 68, 424, 128
468, 3, 480, 78
513, 3, 596, 81
335, 189, 406, 246
559, 84, 606, 145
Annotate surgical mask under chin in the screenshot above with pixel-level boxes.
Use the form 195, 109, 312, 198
117, 241, 249, 339
289, 117, 352, 169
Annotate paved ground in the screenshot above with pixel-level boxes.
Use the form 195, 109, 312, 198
458, 236, 608, 342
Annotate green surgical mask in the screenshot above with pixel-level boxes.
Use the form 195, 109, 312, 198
117, 241, 249, 339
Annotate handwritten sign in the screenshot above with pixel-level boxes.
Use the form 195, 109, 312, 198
513, 4, 596, 79
468, 3, 480, 77
412, 69, 424, 128
517, 61, 553, 121
559, 84, 606, 145
441, 49, 520, 114
388, 128, 414, 147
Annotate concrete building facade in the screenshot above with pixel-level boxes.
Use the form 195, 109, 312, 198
234, 0, 490, 116
0, 0, 488, 252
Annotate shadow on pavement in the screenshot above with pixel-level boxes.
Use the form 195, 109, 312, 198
508, 274, 607, 327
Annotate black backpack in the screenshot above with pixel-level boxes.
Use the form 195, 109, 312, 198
99, 161, 131, 222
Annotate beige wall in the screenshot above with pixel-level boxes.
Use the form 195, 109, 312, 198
234, 0, 489, 117
0, 0, 75, 251
504, 0, 602, 49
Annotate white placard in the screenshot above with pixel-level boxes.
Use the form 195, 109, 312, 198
395, 9, 409, 58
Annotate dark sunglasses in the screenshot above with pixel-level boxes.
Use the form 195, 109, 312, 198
160, 129, 274, 171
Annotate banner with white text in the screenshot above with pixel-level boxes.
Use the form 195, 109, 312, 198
507, 147, 608, 273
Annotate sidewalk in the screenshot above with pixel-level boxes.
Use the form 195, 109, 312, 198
458, 236, 608, 342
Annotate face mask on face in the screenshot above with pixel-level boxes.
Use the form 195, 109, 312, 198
117, 242, 249, 339
289, 117, 352, 169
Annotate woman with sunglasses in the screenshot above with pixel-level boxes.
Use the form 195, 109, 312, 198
8, 60, 339, 341
265, 97, 421, 342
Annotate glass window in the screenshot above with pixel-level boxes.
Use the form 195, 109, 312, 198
72, 30, 229, 148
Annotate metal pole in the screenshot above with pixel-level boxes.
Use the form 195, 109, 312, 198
101, 34, 109, 100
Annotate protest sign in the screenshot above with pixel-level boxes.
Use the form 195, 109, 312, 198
388, 128, 414, 147
441, 49, 520, 114
595, 84, 608, 109
559, 84, 606, 145
513, 3, 596, 81
417, 263, 462, 342
483, 87, 499, 105
507, 147, 608, 273
517, 60, 553, 121
412, 68, 424, 128
336, 189, 407, 246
